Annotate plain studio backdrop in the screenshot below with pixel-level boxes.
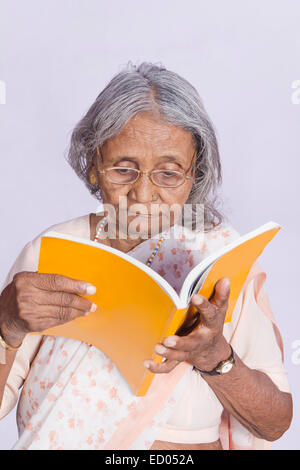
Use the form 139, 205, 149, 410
0, 0, 299, 450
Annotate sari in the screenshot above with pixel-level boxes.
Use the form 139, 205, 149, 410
0, 215, 289, 450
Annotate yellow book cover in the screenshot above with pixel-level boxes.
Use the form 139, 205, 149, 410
33, 221, 280, 396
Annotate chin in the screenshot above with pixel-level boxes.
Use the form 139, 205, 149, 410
125, 214, 173, 240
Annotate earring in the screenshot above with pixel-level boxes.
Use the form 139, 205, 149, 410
89, 173, 97, 185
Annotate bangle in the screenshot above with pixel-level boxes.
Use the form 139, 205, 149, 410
0, 329, 23, 351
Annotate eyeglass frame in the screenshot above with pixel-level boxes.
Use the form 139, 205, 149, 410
95, 147, 196, 188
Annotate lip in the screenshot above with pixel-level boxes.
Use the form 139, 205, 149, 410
127, 211, 160, 218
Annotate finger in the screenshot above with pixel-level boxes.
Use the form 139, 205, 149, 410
29, 272, 97, 296
176, 310, 201, 336
33, 291, 97, 313
163, 333, 204, 353
143, 358, 179, 374
18, 305, 92, 333
190, 294, 218, 327
154, 343, 189, 362
23, 314, 82, 333
34, 304, 95, 325
209, 277, 230, 310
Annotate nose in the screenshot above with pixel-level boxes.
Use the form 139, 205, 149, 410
129, 171, 156, 203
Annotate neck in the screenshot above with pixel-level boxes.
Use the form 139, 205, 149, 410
90, 213, 160, 253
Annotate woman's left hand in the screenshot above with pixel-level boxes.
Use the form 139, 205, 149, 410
144, 277, 232, 374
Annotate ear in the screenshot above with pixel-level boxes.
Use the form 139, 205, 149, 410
89, 171, 97, 185
88, 153, 98, 185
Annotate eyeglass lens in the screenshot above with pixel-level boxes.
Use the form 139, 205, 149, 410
106, 168, 185, 187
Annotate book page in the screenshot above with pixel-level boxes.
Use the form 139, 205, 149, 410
179, 221, 280, 306
179, 223, 281, 324
186, 264, 213, 300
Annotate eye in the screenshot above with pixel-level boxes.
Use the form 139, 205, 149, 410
106, 167, 138, 184
152, 170, 184, 187
161, 171, 178, 177
116, 168, 132, 174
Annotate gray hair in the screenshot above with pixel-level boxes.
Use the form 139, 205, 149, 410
67, 62, 224, 231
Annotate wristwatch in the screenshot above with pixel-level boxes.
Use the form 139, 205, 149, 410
193, 345, 235, 376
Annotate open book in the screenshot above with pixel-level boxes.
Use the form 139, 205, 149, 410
32, 221, 281, 396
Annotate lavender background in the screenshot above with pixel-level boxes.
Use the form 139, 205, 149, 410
0, 0, 299, 450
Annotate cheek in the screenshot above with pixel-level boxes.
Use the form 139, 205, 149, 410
100, 181, 129, 204
100, 181, 193, 207
160, 185, 192, 206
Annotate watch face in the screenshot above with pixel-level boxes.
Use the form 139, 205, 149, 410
220, 362, 233, 374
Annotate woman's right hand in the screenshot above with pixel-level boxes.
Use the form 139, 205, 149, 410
0, 272, 97, 348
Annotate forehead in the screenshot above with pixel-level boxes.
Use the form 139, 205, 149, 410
102, 113, 195, 157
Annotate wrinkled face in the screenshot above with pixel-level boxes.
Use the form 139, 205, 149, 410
92, 112, 196, 238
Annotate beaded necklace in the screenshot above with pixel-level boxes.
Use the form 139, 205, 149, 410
94, 216, 167, 267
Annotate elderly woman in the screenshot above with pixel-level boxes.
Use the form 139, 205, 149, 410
0, 63, 292, 450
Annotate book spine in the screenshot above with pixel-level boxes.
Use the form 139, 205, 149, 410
136, 307, 188, 397
137, 370, 156, 397
162, 307, 189, 340
152, 307, 188, 366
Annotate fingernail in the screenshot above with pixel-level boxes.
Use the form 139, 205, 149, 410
89, 303, 97, 312
164, 337, 176, 347
143, 360, 151, 369
85, 284, 97, 295
193, 294, 203, 305
155, 344, 167, 355
223, 277, 230, 288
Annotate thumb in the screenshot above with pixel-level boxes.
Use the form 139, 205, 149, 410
210, 277, 230, 309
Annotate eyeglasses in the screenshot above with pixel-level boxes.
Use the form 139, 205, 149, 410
96, 148, 196, 188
